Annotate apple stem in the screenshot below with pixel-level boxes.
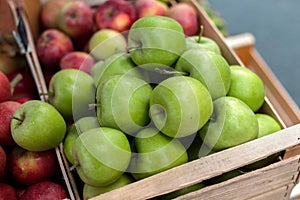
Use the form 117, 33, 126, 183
154, 68, 188, 76
10, 73, 23, 94
198, 25, 204, 43
10, 115, 23, 122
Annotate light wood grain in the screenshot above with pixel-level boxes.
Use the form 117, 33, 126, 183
91, 124, 300, 200
175, 156, 300, 200
249, 183, 294, 200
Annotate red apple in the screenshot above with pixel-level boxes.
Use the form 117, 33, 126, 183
0, 183, 18, 200
57, 1, 94, 39
166, 2, 199, 36
135, 0, 168, 18
0, 101, 21, 146
60, 51, 95, 73
36, 29, 74, 70
8, 147, 59, 186
95, 0, 137, 32
0, 145, 6, 177
11, 94, 36, 104
20, 181, 69, 200
0, 146, 10, 182
0, 71, 11, 103
40, 0, 69, 29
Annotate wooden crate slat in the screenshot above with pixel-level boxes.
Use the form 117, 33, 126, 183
90, 124, 300, 200
249, 184, 294, 200
175, 156, 300, 200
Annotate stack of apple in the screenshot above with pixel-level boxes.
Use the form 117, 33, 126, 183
24, 0, 284, 199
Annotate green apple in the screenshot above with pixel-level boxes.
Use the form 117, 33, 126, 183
48, 69, 96, 121
150, 76, 213, 138
75, 116, 100, 133
96, 74, 152, 135
227, 65, 265, 112
199, 96, 258, 151
175, 48, 231, 100
255, 113, 282, 138
130, 128, 188, 180
186, 36, 221, 55
72, 127, 131, 186
63, 124, 78, 164
89, 29, 127, 61
83, 174, 133, 199
11, 100, 66, 151
92, 53, 148, 87
127, 15, 186, 68
63, 116, 100, 164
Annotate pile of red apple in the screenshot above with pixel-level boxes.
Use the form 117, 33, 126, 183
0, 71, 69, 199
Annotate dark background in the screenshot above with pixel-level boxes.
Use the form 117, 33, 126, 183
207, 0, 300, 108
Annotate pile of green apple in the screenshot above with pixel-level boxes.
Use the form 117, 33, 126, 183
19, 0, 282, 199
32, 14, 281, 199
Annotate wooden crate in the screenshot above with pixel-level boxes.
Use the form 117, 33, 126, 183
12, 0, 300, 199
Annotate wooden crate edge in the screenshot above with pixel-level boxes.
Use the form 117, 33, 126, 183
175, 155, 300, 200
90, 124, 300, 200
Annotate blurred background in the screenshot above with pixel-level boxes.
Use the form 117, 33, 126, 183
206, 0, 300, 108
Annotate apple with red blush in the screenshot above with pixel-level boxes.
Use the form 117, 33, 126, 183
0, 146, 10, 182
0, 145, 6, 176
166, 2, 199, 36
36, 29, 74, 70
94, 0, 137, 32
8, 146, 59, 186
135, 0, 168, 18
7, 71, 39, 102
20, 181, 69, 200
0, 71, 11, 103
0, 183, 18, 200
12, 95, 36, 104
60, 51, 95, 73
57, 1, 94, 39
0, 101, 21, 146
40, 0, 69, 29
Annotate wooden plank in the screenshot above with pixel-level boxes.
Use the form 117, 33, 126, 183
249, 183, 296, 200
249, 184, 294, 200
175, 156, 300, 200
91, 124, 300, 200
